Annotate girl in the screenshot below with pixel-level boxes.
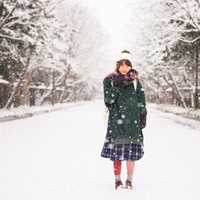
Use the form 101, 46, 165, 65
101, 50, 147, 190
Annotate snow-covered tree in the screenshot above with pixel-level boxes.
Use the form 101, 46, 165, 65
130, 0, 200, 108
28, 1, 106, 105
0, 0, 107, 108
0, 0, 62, 107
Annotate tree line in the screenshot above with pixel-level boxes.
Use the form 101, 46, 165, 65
0, 0, 105, 109
132, 0, 200, 109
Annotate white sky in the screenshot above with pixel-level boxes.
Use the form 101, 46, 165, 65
80, 0, 153, 52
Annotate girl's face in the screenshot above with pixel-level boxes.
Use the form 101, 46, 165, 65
118, 62, 131, 75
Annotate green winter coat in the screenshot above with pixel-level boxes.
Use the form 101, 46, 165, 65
103, 74, 147, 145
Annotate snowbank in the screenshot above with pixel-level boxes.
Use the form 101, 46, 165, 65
149, 103, 200, 121
0, 101, 90, 123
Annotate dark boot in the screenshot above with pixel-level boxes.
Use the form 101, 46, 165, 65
125, 179, 133, 189
115, 180, 123, 190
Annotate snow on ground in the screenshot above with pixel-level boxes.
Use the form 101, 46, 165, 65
150, 103, 200, 121
0, 101, 87, 122
0, 99, 200, 200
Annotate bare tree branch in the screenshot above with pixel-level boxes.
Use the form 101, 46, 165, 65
179, 35, 200, 43
0, 1, 18, 30
0, 33, 24, 42
174, 0, 200, 31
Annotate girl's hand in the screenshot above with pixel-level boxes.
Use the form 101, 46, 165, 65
139, 112, 147, 129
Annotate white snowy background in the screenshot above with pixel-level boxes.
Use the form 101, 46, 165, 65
0, 0, 200, 199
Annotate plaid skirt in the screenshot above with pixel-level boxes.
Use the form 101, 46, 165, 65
101, 138, 144, 161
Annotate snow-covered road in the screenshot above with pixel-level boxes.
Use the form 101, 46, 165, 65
0, 100, 200, 200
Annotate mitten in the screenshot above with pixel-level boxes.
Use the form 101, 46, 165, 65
139, 112, 147, 129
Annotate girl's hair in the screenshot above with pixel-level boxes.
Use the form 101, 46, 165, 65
115, 59, 132, 73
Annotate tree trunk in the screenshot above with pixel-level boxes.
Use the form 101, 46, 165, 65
194, 42, 199, 109
162, 73, 187, 108
4, 56, 31, 109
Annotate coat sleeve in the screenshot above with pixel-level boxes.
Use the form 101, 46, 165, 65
137, 81, 147, 129
103, 78, 120, 110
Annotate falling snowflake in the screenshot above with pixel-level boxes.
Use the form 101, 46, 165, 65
134, 120, 137, 124
121, 114, 126, 119
108, 144, 114, 148
111, 93, 115, 97
117, 119, 123, 124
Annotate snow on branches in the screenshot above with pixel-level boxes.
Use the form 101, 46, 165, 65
0, 0, 105, 108
130, 0, 200, 108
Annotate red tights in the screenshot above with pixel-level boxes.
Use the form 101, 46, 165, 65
113, 160, 135, 177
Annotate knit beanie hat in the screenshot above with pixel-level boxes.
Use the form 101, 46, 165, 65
117, 50, 133, 62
